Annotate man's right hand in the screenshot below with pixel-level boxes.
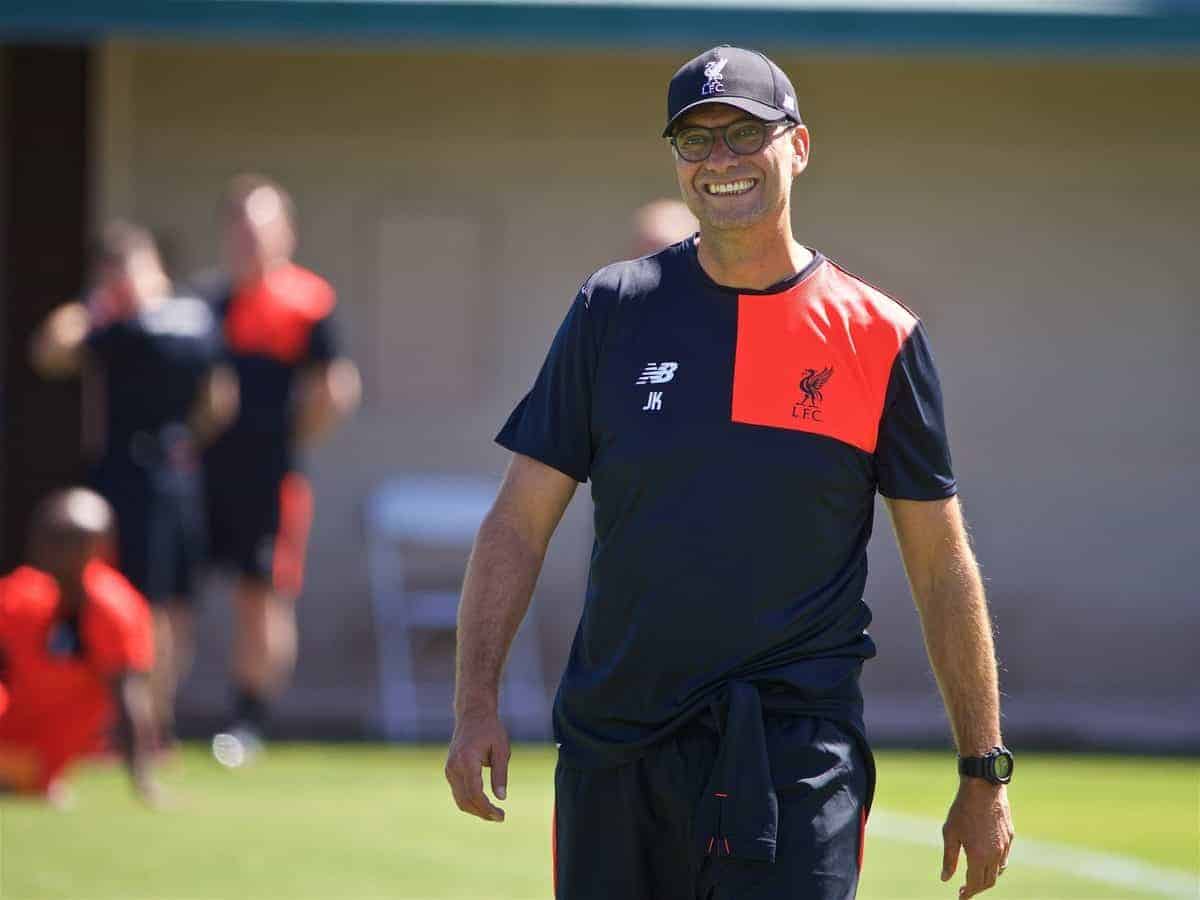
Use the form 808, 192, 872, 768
30, 302, 90, 376
444, 710, 511, 822
444, 455, 575, 824
133, 771, 169, 809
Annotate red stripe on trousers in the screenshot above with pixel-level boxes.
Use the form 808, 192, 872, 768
858, 806, 869, 872
551, 804, 559, 897
272, 472, 313, 596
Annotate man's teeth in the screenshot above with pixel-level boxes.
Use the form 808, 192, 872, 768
706, 179, 756, 196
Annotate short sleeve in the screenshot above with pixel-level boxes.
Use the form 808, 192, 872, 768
169, 297, 225, 372
83, 564, 154, 676
197, 308, 226, 368
305, 313, 339, 365
495, 286, 599, 483
875, 322, 957, 500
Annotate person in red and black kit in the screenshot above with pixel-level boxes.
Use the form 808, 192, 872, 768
0, 489, 159, 806
200, 175, 361, 763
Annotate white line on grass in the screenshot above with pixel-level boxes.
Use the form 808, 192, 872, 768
869, 809, 1199, 899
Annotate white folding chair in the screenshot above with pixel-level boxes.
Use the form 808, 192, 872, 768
364, 475, 550, 740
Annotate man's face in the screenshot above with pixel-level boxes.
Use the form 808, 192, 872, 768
226, 186, 295, 279
39, 533, 113, 591
96, 250, 145, 316
96, 247, 167, 316
96, 260, 135, 315
671, 104, 809, 232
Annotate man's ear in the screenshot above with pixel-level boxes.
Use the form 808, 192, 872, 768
792, 125, 811, 177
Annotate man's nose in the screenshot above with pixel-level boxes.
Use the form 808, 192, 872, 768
704, 135, 739, 171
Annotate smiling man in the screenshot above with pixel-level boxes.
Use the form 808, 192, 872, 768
445, 46, 1013, 899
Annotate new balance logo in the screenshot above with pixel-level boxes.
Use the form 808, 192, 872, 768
636, 362, 678, 385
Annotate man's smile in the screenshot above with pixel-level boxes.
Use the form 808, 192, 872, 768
703, 177, 758, 197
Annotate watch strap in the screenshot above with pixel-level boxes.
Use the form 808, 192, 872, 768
958, 746, 1013, 784
958, 756, 991, 779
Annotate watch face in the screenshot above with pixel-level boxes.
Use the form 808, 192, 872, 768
992, 753, 1013, 781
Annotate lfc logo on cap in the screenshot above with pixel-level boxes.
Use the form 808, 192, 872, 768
701, 56, 728, 97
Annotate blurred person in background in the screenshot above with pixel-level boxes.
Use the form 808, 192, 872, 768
200, 175, 361, 765
630, 198, 698, 258
446, 46, 1013, 900
0, 489, 159, 806
31, 222, 236, 746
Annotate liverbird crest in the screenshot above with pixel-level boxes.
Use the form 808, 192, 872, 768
798, 366, 834, 407
703, 57, 728, 79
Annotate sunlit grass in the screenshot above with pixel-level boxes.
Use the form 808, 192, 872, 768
0, 744, 1194, 899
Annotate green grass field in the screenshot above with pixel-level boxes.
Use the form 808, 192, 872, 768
1, 745, 1195, 899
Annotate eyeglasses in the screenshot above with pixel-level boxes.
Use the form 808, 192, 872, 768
668, 118, 796, 163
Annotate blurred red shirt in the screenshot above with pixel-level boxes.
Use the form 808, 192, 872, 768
0, 561, 153, 792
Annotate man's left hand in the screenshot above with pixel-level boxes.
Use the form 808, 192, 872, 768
941, 779, 1014, 898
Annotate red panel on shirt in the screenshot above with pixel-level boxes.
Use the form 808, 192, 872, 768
0, 562, 152, 791
731, 261, 918, 455
225, 263, 335, 364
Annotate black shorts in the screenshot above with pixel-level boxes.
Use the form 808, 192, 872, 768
94, 460, 207, 605
553, 715, 873, 900
206, 467, 313, 595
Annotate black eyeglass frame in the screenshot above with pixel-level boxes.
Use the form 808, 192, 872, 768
667, 118, 799, 163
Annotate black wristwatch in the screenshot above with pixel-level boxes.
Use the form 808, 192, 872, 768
958, 746, 1014, 785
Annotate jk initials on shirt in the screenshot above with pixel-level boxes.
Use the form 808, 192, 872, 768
642, 391, 663, 411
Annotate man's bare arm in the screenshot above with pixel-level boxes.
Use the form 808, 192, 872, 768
887, 496, 1014, 899
889, 496, 1000, 754
187, 365, 239, 447
444, 453, 577, 822
293, 358, 361, 446
111, 671, 162, 806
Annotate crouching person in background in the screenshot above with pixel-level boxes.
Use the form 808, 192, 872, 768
0, 489, 160, 807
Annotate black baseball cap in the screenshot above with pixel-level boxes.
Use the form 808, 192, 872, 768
663, 46, 802, 137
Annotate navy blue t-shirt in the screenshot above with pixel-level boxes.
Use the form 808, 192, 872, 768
497, 238, 956, 766
86, 295, 222, 465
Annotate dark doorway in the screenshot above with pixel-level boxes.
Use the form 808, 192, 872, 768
1, 45, 91, 568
